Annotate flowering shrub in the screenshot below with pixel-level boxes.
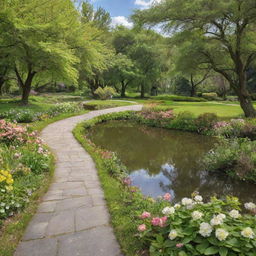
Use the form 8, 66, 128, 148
213, 119, 246, 138
0, 170, 14, 192
203, 138, 256, 183
0, 102, 82, 123
0, 119, 39, 145
0, 109, 42, 123
0, 120, 51, 223
137, 194, 256, 256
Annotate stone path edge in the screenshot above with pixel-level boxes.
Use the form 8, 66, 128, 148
15, 105, 143, 256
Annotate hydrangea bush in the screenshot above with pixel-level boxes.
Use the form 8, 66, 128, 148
137, 194, 256, 256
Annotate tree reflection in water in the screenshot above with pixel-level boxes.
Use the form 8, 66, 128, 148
88, 120, 256, 203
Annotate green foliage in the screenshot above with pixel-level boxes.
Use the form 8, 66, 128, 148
195, 113, 218, 133
0, 102, 82, 123
0, 121, 51, 222
202, 93, 220, 101
150, 95, 207, 102
203, 139, 256, 183
133, 0, 256, 117
139, 195, 256, 256
94, 87, 116, 100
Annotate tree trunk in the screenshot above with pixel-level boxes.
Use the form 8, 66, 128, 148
121, 81, 126, 98
20, 71, 36, 105
190, 85, 196, 97
237, 90, 256, 117
190, 74, 196, 97
140, 83, 145, 98
0, 78, 4, 96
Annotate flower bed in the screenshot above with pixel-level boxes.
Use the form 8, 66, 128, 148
0, 102, 83, 123
0, 120, 52, 225
74, 112, 256, 256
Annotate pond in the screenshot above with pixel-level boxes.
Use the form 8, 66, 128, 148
87, 120, 256, 203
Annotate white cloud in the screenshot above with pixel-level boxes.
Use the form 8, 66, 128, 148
134, 0, 163, 9
111, 16, 133, 28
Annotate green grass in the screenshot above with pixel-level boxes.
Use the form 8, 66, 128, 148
165, 101, 244, 118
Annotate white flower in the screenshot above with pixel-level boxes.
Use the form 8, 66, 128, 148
0, 209, 5, 213
186, 203, 195, 210
168, 230, 178, 240
192, 211, 204, 220
181, 197, 193, 206
174, 203, 181, 209
215, 228, 229, 241
162, 207, 175, 216
244, 202, 256, 211
199, 222, 212, 237
217, 213, 226, 220
210, 215, 224, 226
194, 195, 203, 202
229, 210, 241, 219
241, 227, 255, 239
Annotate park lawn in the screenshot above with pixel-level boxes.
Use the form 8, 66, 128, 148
132, 99, 245, 118
166, 101, 244, 118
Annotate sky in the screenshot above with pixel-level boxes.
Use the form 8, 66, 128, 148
90, 0, 162, 28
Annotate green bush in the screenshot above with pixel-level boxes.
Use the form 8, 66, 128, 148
150, 95, 207, 102
0, 109, 41, 123
203, 138, 256, 183
139, 195, 256, 256
195, 113, 218, 132
202, 93, 220, 101
167, 111, 197, 132
94, 86, 116, 100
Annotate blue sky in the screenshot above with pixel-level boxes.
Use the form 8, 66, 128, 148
90, 0, 163, 28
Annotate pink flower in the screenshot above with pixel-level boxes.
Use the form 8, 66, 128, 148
176, 243, 184, 248
141, 211, 151, 219
151, 216, 168, 227
163, 193, 171, 201
123, 177, 132, 186
138, 224, 147, 232
151, 217, 161, 226
159, 216, 168, 227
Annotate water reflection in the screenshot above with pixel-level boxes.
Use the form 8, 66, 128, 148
88, 120, 256, 203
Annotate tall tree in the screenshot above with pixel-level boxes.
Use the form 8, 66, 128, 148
133, 0, 256, 117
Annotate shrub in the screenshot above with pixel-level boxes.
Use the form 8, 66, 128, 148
203, 138, 256, 182
0, 109, 41, 123
47, 102, 81, 116
138, 194, 256, 256
167, 111, 197, 132
213, 119, 246, 138
94, 86, 116, 100
195, 113, 218, 133
202, 93, 219, 101
150, 95, 207, 102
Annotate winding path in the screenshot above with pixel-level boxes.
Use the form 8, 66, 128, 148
15, 105, 143, 256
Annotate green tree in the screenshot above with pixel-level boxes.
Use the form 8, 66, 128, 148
105, 54, 138, 97
133, 0, 256, 117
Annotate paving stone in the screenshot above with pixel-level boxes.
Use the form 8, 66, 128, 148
23, 213, 52, 241
15, 238, 58, 256
46, 210, 75, 236
75, 206, 109, 231
37, 201, 56, 213
58, 226, 121, 256
63, 187, 87, 197
55, 197, 92, 212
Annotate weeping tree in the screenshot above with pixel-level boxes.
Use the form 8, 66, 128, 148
133, 0, 256, 117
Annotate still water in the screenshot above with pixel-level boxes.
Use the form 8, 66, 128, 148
88, 120, 256, 203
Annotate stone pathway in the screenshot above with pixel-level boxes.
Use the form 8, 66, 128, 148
15, 105, 142, 256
